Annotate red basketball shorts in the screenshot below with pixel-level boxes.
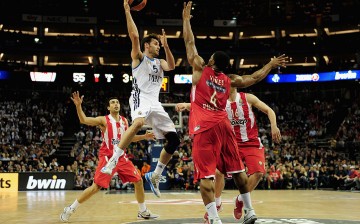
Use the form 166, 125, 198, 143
238, 144, 266, 175
192, 120, 245, 180
94, 154, 141, 188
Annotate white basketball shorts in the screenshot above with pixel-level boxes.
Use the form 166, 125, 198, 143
129, 96, 176, 139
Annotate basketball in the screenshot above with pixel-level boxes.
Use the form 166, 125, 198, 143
128, 0, 147, 11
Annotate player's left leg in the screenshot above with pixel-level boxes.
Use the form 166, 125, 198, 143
116, 155, 159, 219
133, 178, 159, 219
203, 169, 224, 221
60, 183, 102, 223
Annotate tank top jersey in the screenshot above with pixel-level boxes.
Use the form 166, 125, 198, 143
189, 66, 230, 135
225, 92, 260, 147
99, 115, 128, 157
131, 56, 163, 110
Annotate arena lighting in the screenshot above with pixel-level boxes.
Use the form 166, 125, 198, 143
219, 32, 233, 40
0, 53, 3, 60
99, 29, 127, 37
44, 28, 93, 36
324, 27, 360, 35
239, 31, 275, 39
30, 72, 56, 82
266, 70, 360, 83
285, 28, 318, 37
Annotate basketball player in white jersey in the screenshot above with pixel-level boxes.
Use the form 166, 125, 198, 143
101, 0, 180, 198
60, 91, 158, 222
175, 88, 281, 222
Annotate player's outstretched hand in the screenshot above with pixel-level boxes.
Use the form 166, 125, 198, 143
159, 29, 168, 48
175, 103, 190, 112
269, 54, 288, 68
70, 91, 84, 107
182, 1, 193, 21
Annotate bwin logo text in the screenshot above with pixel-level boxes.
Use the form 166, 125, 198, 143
26, 176, 66, 189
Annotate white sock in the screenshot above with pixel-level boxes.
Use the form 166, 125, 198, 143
70, 199, 80, 211
237, 194, 242, 201
215, 197, 222, 207
205, 202, 219, 218
241, 192, 253, 209
154, 161, 166, 175
138, 203, 147, 212
107, 146, 124, 167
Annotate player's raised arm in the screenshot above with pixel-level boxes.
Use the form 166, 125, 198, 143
230, 54, 288, 88
159, 29, 175, 71
246, 93, 281, 143
70, 91, 105, 129
124, 0, 143, 62
182, 1, 205, 85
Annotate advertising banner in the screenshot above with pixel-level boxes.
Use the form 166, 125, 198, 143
18, 172, 75, 191
0, 173, 19, 192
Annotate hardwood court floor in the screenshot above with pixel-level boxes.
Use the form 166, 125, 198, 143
1, 190, 360, 224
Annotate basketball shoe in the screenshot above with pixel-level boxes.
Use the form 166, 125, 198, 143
137, 209, 159, 219
203, 203, 223, 222
242, 208, 257, 224
145, 172, 161, 197
233, 196, 244, 220
205, 216, 222, 224
60, 206, 75, 223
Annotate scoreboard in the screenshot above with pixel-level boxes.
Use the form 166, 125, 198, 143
1, 71, 170, 93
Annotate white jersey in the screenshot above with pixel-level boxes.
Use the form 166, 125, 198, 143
130, 56, 163, 110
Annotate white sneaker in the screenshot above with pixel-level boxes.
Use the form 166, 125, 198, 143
60, 206, 75, 223
242, 208, 257, 224
206, 216, 222, 224
100, 159, 117, 175
145, 172, 161, 197
137, 209, 159, 219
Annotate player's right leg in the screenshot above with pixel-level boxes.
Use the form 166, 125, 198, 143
192, 129, 223, 223
101, 117, 145, 175
145, 106, 180, 197
60, 182, 102, 222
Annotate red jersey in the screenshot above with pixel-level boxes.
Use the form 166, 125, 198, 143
99, 115, 128, 157
189, 67, 230, 135
225, 92, 261, 147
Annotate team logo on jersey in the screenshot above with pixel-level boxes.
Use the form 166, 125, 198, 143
194, 125, 200, 132
259, 161, 263, 165
230, 119, 247, 126
111, 138, 120, 145
138, 111, 142, 115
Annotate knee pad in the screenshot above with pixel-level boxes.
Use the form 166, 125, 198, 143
164, 132, 180, 154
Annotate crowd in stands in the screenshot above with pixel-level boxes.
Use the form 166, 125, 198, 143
1, 83, 359, 192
